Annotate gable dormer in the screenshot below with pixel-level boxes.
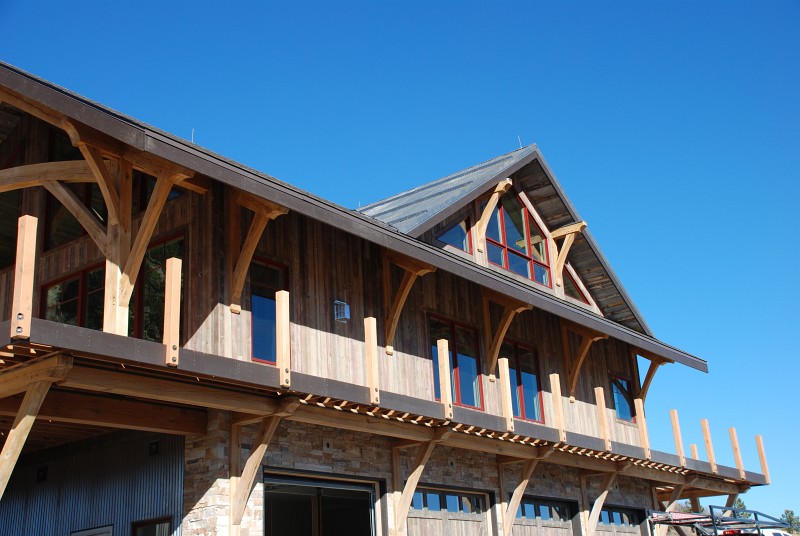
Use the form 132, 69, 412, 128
359, 146, 648, 334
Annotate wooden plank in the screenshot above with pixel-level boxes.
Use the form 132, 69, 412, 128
276, 290, 291, 388
11, 215, 37, 340
701, 419, 717, 474
728, 428, 746, 479
0, 381, 51, 500
230, 212, 269, 313
119, 174, 175, 307
0, 390, 207, 435
437, 339, 453, 419
756, 435, 770, 484
498, 357, 515, 432
503, 458, 539, 536
595, 386, 611, 451
586, 472, 617, 536
0, 354, 72, 400
42, 181, 108, 256
671, 409, 686, 467
549, 373, 566, 442
364, 317, 380, 404
634, 398, 651, 459
163, 257, 182, 367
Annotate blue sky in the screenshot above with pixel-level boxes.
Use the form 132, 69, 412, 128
2, 0, 798, 517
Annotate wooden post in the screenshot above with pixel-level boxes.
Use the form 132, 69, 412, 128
364, 317, 380, 404
756, 435, 770, 484
595, 386, 611, 451
550, 373, 566, 442
437, 339, 453, 419
0, 381, 50, 499
690, 444, 699, 460
729, 428, 746, 479
276, 290, 290, 388
670, 409, 686, 466
11, 215, 37, 340
163, 257, 182, 367
701, 419, 717, 474
498, 357, 515, 432
690, 497, 702, 513
634, 398, 651, 459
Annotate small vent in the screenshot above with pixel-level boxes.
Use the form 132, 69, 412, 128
334, 300, 350, 323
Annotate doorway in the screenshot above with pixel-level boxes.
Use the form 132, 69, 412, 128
264, 475, 376, 536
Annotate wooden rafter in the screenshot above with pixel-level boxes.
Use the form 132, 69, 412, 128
382, 251, 436, 354
550, 221, 586, 287
586, 472, 617, 536
560, 320, 608, 399
230, 397, 300, 530
393, 427, 451, 535
0, 87, 63, 128
482, 289, 532, 379
228, 190, 288, 313
474, 178, 513, 255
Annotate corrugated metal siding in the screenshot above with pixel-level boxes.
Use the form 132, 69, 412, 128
0, 431, 184, 536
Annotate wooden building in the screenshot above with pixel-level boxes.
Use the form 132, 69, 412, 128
0, 62, 771, 536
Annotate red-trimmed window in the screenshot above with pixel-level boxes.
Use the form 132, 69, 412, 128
501, 341, 543, 422
429, 315, 484, 410
610, 373, 634, 421
436, 219, 472, 253
563, 270, 589, 304
41, 265, 105, 330
250, 261, 287, 363
484, 193, 551, 287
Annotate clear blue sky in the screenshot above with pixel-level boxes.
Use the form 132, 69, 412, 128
2, 0, 798, 517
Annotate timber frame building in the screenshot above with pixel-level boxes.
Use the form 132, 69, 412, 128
0, 62, 771, 536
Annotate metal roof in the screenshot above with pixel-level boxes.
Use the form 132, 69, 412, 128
0, 61, 705, 371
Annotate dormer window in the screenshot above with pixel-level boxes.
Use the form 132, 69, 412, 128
436, 219, 471, 253
485, 193, 551, 287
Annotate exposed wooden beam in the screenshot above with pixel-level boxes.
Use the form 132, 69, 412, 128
394, 427, 451, 535
586, 472, 617, 536
0, 87, 63, 127
474, 178, 513, 255
11, 215, 37, 340
79, 144, 121, 225
549, 373, 566, 443
0, 160, 104, 192
561, 321, 608, 399
729, 428, 746, 479
671, 409, 686, 467
635, 398, 651, 459
364, 317, 381, 404
103, 159, 132, 336
383, 251, 436, 354
701, 419, 717, 474
0, 390, 207, 435
503, 457, 540, 536
0, 354, 73, 400
756, 435, 770, 484
42, 181, 109, 257
0, 381, 51, 500
638, 358, 663, 404
275, 290, 291, 388
483, 289, 532, 379
498, 357, 515, 432
550, 221, 588, 240
551, 221, 586, 287
437, 339, 454, 420
163, 257, 182, 367
595, 387, 611, 451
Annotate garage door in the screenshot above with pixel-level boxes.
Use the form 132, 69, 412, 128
407, 487, 489, 536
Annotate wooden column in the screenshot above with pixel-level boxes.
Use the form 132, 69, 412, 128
275, 290, 291, 388
364, 317, 380, 404
498, 357, 515, 432
756, 435, 770, 484
549, 373, 566, 442
671, 409, 686, 467
163, 257, 182, 367
729, 428, 746, 479
634, 398, 651, 459
437, 339, 453, 419
701, 419, 717, 474
586, 472, 617, 536
595, 387, 611, 451
690, 444, 700, 460
103, 160, 132, 335
11, 215, 37, 340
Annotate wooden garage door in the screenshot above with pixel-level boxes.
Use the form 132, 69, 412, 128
407, 487, 489, 536
511, 497, 577, 536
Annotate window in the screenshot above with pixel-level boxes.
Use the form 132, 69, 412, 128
599, 506, 641, 526
563, 270, 589, 304
515, 497, 573, 521
250, 261, 287, 363
484, 193, 550, 287
436, 219, 471, 253
45, 183, 108, 249
610, 373, 634, 421
411, 488, 485, 514
131, 517, 171, 536
42, 266, 105, 330
429, 316, 483, 409
129, 237, 184, 342
501, 341, 543, 422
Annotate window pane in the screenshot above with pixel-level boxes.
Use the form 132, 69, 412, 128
84, 268, 105, 331
529, 220, 546, 262
426, 491, 441, 511
455, 326, 480, 407
504, 343, 521, 418
438, 220, 470, 252
600, 510, 611, 525
500, 195, 528, 255
140, 239, 184, 342
507, 251, 531, 278
564, 271, 587, 302
429, 317, 451, 401
486, 204, 502, 243
487, 241, 505, 267
519, 350, 541, 421
411, 491, 423, 510
611, 376, 633, 421
612, 511, 623, 525
46, 185, 85, 249
445, 494, 459, 513
45, 277, 80, 325
533, 263, 550, 286
540, 505, 552, 520
523, 501, 536, 519
252, 295, 277, 361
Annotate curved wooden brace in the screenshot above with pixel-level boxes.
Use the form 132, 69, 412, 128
586, 472, 617, 536
551, 221, 586, 286
474, 178, 512, 255
561, 321, 608, 399
482, 289, 532, 379
43, 181, 109, 257
502, 457, 540, 536
383, 251, 435, 354
0, 160, 112, 193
